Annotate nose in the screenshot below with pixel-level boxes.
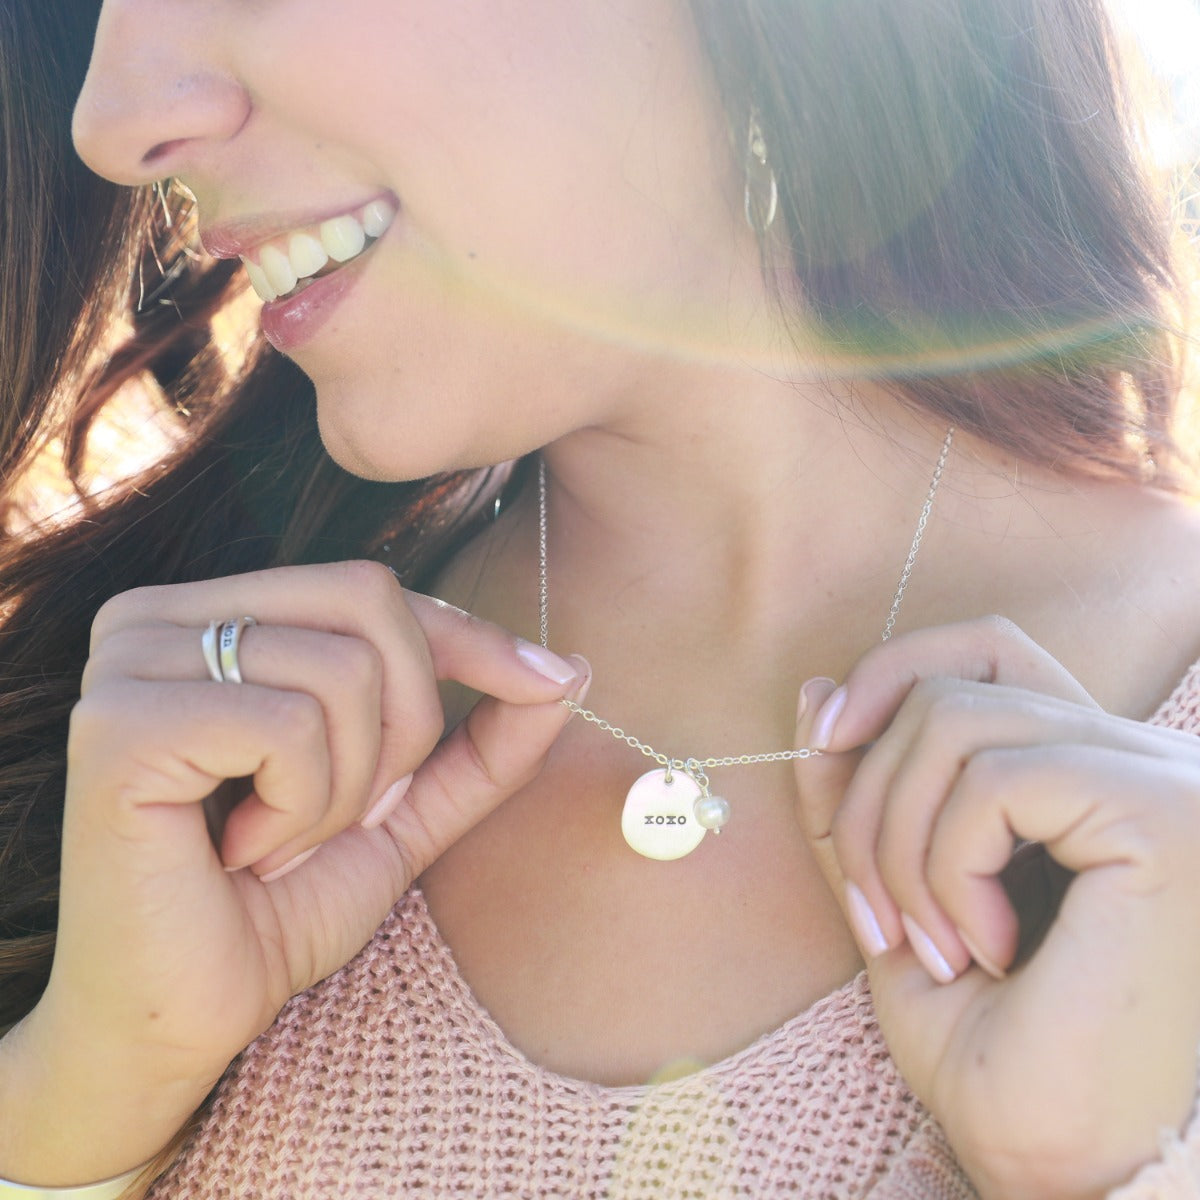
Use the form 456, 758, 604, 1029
72, 0, 249, 186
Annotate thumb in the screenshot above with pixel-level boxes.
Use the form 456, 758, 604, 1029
381, 656, 591, 881
794, 676, 894, 957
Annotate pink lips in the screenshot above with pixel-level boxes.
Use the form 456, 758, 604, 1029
257, 249, 373, 352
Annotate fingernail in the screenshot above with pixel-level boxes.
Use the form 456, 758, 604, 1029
956, 926, 1007, 981
797, 677, 836, 724
900, 913, 958, 984
361, 774, 414, 830
845, 882, 890, 958
259, 846, 318, 884
516, 639, 580, 686
565, 655, 592, 702
811, 686, 847, 751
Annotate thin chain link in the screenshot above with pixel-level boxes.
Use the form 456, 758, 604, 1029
881, 425, 954, 642
537, 424, 954, 776
538, 463, 551, 648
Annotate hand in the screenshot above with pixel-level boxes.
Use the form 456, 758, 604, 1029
14, 560, 587, 1181
794, 617, 1200, 1200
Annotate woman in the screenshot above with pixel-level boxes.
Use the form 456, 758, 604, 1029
1, 0, 1199, 1195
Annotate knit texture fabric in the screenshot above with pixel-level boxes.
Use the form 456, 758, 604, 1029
150, 661, 1200, 1199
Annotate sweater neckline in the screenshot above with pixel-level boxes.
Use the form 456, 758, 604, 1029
399, 884, 881, 1098
394, 656, 1200, 1098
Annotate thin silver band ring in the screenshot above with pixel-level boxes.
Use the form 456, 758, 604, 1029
216, 616, 256, 684
201, 620, 224, 682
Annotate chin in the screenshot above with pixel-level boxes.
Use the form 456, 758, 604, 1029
317, 417, 426, 482
313, 391, 418, 481
314, 389, 506, 484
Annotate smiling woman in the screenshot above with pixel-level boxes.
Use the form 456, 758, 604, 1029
4, 2, 1200, 1199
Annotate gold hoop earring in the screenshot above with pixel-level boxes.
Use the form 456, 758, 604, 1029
743, 110, 779, 234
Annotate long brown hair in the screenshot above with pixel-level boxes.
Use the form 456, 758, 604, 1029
0, 0, 1194, 1033
692, 0, 1194, 482
0, 0, 497, 1027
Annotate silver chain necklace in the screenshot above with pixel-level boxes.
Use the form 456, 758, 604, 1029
537, 426, 954, 861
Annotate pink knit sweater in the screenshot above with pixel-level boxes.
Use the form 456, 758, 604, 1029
150, 664, 1200, 1198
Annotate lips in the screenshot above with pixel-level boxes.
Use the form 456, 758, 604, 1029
256, 247, 374, 352
199, 193, 399, 352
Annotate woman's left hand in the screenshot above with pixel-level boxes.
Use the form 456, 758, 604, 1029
794, 617, 1200, 1200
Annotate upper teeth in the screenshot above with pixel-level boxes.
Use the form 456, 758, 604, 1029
240, 198, 397, 302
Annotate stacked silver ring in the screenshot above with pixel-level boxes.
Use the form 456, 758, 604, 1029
202, 617, 256, 683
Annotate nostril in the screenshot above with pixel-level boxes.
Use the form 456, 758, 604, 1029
142, 139, 189, 168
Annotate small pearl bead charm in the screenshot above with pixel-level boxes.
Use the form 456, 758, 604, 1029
693, 794, 731, 832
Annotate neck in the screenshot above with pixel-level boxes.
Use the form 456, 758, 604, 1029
535, 363, 969, 661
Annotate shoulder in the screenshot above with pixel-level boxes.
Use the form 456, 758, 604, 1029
939, 471, 1200, 718
1065, 484, 1200, 717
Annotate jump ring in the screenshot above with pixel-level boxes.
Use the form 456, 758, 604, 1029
217, 616, 257, 684
201, 621, 224, 683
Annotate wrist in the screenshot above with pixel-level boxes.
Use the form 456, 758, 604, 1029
0, 1008, 217, 1188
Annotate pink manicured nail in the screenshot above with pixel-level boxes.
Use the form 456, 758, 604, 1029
259, 846, 318, 884
516, 639, 579, 685
900, 913, 958, 984
845, 882, 890, 958
361, 774, 414, 830
797, 677, 837, 723
957, 926, 1007, 980
811, 686, 847, 750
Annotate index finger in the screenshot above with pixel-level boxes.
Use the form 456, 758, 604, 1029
94, 560, 580, 700
813, 615, 1098, 753
94, 560, 584, 806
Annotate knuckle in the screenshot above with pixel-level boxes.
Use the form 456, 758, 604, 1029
905, 676, 944, 710
404, 706, 445, 762
972, 614, 1029, 674
89, 587, 157, 647
263, 689, 326, 744
67, 683, 138, 762
67, 691, 113, 755
958, 747, 1006, 796
332, 559, 400, 609
461, 730, 503, 791
78, 651, 106, 697
80, 627, 146, 692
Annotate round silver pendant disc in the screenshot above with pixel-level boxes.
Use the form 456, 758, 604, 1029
621, 768, 707, 861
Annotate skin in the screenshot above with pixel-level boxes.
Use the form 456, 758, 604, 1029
3, 0, 1200, 1194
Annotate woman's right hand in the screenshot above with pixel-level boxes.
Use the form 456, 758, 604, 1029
2, 560, 586, 1184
